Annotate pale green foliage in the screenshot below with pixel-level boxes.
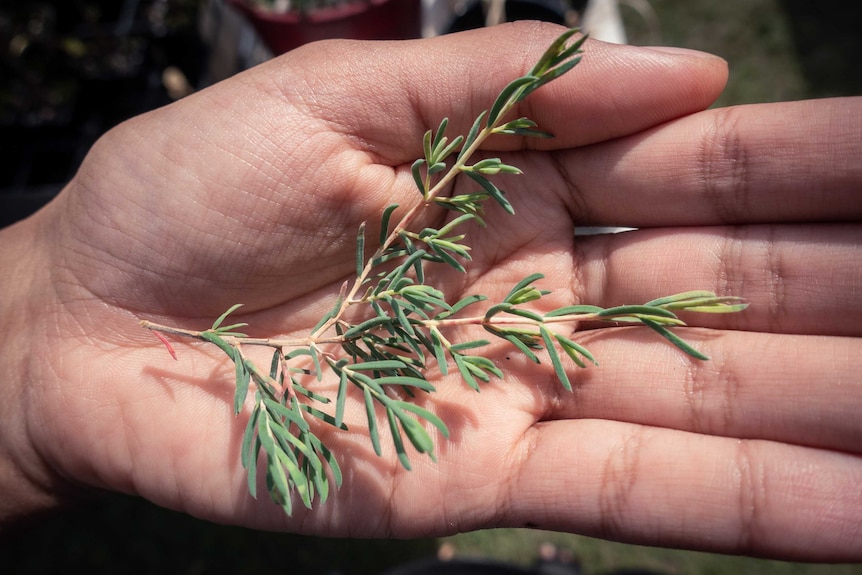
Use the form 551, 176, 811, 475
142, 29, 747, 514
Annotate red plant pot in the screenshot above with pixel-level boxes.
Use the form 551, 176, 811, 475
226, 0, 422, 55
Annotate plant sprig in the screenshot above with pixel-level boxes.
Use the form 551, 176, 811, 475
141, 29, 747, 514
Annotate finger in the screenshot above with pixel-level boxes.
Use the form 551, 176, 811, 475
501, 419, 862, 561
535, 327, 862, 456
574, 224, 862, 336
560, 97, 862, 226
270, 21, 728, 160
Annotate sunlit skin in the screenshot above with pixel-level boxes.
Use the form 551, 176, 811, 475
0, 22, 859, 560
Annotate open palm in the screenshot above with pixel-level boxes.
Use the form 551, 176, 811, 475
11, 23, 860, 560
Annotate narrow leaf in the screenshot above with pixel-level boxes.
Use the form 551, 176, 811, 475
640, 317, 710, 360
387, 408, 412, 471
453, 353, 480, 391
375, 376, 436, 392
411, 159, 427, 196
544, 304, 604, 317
449, 339, 491, 352
212, 303, 243, 330
436, 134, 464, 163
465, 171, 514, 214
363, 387, 381, 456
350, 359, 408, 371
430, 329, 449, 376
555, 333, 598, 368
488, 75, 537, 126
598, 305, 678, 319
527, 28, 581, 77
392, 404, 448, 441
505, 273, 545, 302
431, 117, 449, 153
335, 369, 348, 429
234, 359, 251, 414
458, 111, 487, 161
540, 326, 572, 391
379, 203, 399, 244
355, 222, 366, 277
644, 290, 717, 307
343, 316, 393, 339
299, 404, 349, 430
502, 332, 541, 363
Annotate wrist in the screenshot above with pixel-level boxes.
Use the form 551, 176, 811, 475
0, 214, 76, 531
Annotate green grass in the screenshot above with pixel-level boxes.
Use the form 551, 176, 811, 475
621, 0, 861, 106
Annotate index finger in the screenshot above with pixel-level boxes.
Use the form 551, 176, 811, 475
562, 97, 862, 226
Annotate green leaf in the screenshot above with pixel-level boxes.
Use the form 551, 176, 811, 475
241, 406, 261, 497
681, 301, 749, 314
431, 117, 449, 153
544, 304, 604, 317
387, 296, 417, 337
307, 434, 343, 488
291, 379, 331, 403
375, 376, 436, 392
343, 316, 393, 339
335, 368, 348, 429
520, 56, 583, 100
356, 222, 366, 277
430, 329, 449, 376
435, 294, 487, 319
449, 339, 491, 352
488, 75, 537, 126
212, 303, 243, 330
496, 329, 541, 363
598, 305, 678, 320
463, 355, 503, 379
427, 239, 467, 272
435, 135, 464, 163
458, 111, 487, 161
528, 27, 582, 77
263, 396, 310, 432
540, 326, 572, 392
199, 330, 237, 361
505, 273, 545, 302
422, 128, 433, 163
269, 349, 282, 381
554, 333, 598, 368
484, 302, 513, 321
465, 171, 514, 215
350, 359, 408, 371
396, 401, 450, 439
363, 387, 381, 456
644, 290, 717, 307
234, 358, 251, 414
502, 307, 545, 322
411, 158, 427, 196
640, 317, 710, 360
494, 117, 554, 138
437, 213, 476, 237
453, 353, 480, 391
299, 404, 349, 430
379, 203, 399, 244
469, 158, 522, 176
387, 408, 412, 470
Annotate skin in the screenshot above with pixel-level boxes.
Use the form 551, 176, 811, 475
0, 22, 859, 560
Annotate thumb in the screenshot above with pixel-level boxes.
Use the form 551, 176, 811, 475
256, 21, 728, 161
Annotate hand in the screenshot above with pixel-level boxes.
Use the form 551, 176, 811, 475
1, 22, 859, 560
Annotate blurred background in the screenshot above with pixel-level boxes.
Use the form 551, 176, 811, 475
1, 1, 860, 573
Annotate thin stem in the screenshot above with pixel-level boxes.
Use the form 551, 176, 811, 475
309, 101, 518, 342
